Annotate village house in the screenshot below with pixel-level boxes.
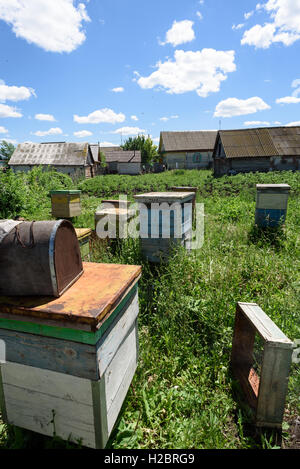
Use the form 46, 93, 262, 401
159, 130, 217, 170
213, 126, 300, 176
101, 149, 141, 175
8, 142, 100, 179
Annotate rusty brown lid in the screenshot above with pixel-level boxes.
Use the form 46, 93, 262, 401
0, 262, 141, 331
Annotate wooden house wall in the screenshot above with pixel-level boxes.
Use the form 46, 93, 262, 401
163, 151, 213, 170
118, 162, 141, 175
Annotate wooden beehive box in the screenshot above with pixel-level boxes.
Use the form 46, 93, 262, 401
75, 228, 92, 260
0, 262, 141, 448
0, 219, 83, 297
101, 199, 130, 209
231, 302, 294, 428
134, 192, 194, 263
94, 207, 136, 237
255, 184, 290, 228
170, 186, 197, 220
50, 190, 82, 218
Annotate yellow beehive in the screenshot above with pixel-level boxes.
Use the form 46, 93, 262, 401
50, 190, 81, 218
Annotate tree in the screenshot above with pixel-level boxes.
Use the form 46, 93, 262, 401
121, 135, 158, 165
0, 140, 15, 161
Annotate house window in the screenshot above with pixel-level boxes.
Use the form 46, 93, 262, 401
193, 152, 202, 163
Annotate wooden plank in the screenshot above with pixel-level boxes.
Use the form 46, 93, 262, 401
256, 344, 293, 428
1, 362, 95, 448
0, 364, 8, 422
237, 303, 293, 346
104, 321, 138, 413
97, 290, 138, 377
91, 378, 108, 449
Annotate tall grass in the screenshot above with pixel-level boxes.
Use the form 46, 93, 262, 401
0, 169, 299, 449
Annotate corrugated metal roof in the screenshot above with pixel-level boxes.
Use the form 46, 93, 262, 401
217, 126, 300, 159
160, 131, 217, 152
9, 142, 90, 166
104, 151, 141, 163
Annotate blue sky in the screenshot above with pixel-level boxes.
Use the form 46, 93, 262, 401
0, 0, 300, 147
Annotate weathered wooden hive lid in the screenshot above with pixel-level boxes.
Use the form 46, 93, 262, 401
256, 184, 291, 192
0, 219, 83, 297
134, 191, 195, 204
50, 190, 81, 195
0, 262, 141, 331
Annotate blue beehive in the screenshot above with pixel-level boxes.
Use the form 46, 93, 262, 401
255, 184, 291, 228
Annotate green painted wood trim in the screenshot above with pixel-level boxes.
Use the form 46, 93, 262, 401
0, 365, 8, 423
0, 285, 138, 346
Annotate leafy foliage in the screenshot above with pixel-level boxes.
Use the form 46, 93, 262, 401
0, 140, 15, 161
121, 135, 158, 165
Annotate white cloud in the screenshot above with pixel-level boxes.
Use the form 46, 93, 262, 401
34, 113, 56, 121
241, 0, 300, 49
33, 127, 63, 137
244, 11, 254, 20
160, 20, 195, 47
99, 141, 119, 147
214, 97, 271, 118
0, 126, 8, 133
111, 87, 124, 93
73, 130, 93, 138
131, 115, 138, 121
285, 121, 300, 126
273, 121, 282, 124
0, 0, 90, 53
74, 108, 126, 124
244, 120, 270, 126
137, 48, 236, 97
0, 103, 22, 118
0, 80, 35, 102
276, 96, 300, 104
291, 78, 300, 97
196, 11, 203, 20
112, 127, 146, 136
232, 23, 245, 30
160, 115, 179, 121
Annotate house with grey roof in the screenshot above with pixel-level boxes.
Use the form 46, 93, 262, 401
101, 149, 141, 175
213, 126, 300, 176
9, 142, 100, 179
159, 131, 217, 170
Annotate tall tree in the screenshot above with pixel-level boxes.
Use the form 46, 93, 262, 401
121, 135, 158, 165
0, 140, 15, 161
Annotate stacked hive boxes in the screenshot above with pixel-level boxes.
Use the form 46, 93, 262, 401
50, 190, 82, 218
134, 192, 194, 263
0, 219, 142, 448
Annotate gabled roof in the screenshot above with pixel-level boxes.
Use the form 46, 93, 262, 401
9, 142, 92, 166
214, 126, 300, 159
100, 146, 122, 153
89, 144, 100, 162
104, 150, 141, 163
159, 131, 217, 153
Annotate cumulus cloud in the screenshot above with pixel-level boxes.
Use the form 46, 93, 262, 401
214, 97, 271, 118
35, 113, 56, 121
244, 120, 270, 126
232, 23, 245, 30
111, 87, 124, 93
241, 0, 300, 48
137, 48, 236, 97
285, 121, 300, 126
159, 20, 195, 47
244, 11, 254, 20
276, 96, 300, 104
131, 115, 138, 121
0, 103, 22, 118
159, 115, 179, 122
0, 0, 90, 53
0, 80, 35, 102
33, 127, 63, 136
0, 126, 8, 133
196, 11, 203, 20
74, 108, 126, 124
99, 141, 119, 147
112, 127, 146, 136
73, 130, 93, 138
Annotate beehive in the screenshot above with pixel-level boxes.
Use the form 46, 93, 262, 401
50, 190, 82, 218
0, 219, 83, 297
255, 184, 290, 228
231, 302, 293, 428
170, 186, 198, 220
75, 228, 92, 260
95, 206, 136, 237
101, 199, 130, 209
134, 192, 194, 263
0, 262, 141, 448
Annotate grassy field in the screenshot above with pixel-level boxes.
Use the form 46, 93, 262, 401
0, 168, 299, 449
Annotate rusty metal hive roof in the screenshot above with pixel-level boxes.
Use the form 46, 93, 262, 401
160, 131, 217, 152
9, 142, 90, 166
